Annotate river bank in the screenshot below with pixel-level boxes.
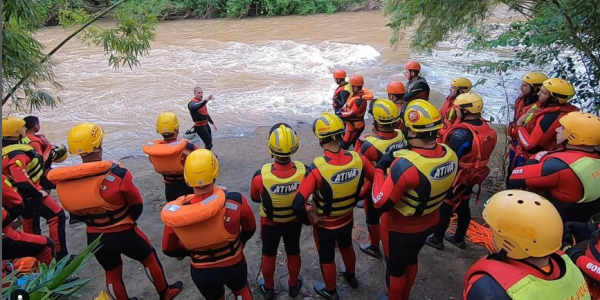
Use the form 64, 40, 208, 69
56, 122, 506, 299
42, 0, 382, 26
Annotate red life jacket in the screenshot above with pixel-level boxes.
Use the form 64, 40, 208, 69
440, 95, 456, 122
438, 95, 458, 140
508, 95, 539, 142
189, 98, 210, 126
342, 89, 373, 122
442, 120, 497, 202
332, 85, 346, 112
516, 104, 579, 156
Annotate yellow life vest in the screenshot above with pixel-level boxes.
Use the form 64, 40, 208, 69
392, 144, 458, 216
568, 156, 600, 204
312, 151, 363, 217
2, 144, 45, 183
364, 130, 407, 161
506, 254, 591, 300
259, 162, 306, 223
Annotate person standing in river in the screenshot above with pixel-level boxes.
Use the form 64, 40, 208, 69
188, 87, 218, 150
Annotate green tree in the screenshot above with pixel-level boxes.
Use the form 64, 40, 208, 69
383, 0, 600, 113
2, 0, 158, 112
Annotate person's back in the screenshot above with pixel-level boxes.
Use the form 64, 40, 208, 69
463, 190, 590, 300
292, 112, 376, 299
143, 112, 196, 202
250, 123, 306, 299
48, 123, 182, 300
509, 111, 600, 223
161, 149, 255, 300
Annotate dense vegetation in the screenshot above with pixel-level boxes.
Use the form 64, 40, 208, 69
384, 0, 600, 113
40, 0, 377, 22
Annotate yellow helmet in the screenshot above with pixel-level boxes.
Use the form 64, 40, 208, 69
559, 111, 600, 146
312, 112, 345, 139
451, 77, 472, 92
484, 190, 563, 259
2, 117, 26, 139
67, 123, 104, 155
268, 123, 299, 157
543, 78, 576, 104
403, 100, 443, 132
454, 92, 484, 114
372, 99, 400, 125
184, 149, 219, 187
522, 72, 548, 87
156, 112, 180, 135
51, 144, 69, 163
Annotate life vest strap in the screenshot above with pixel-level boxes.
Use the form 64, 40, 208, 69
191, 235, 241, 263
403, 188, 450, 204
314, 194, 356, 215
71, 204, 130, 227
163, 174, 184, 182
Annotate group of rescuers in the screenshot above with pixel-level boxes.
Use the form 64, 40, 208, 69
2, 60, 600, 300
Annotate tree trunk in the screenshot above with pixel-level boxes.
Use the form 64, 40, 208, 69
2, 0, 126, 106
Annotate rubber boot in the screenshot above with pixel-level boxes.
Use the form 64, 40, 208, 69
314, 282, 339, 300
258, 277, 275, 300
289, 274, 303, 297
425, 235, 444, 250
444, 232, 466, 250
359, 243, 382, 259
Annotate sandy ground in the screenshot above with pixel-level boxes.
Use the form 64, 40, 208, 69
56, 122, 508, 300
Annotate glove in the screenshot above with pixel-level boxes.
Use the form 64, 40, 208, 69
564, 222, 595, 243
376, 150, 395, 171
564, 245, 584, 262
13, 182, 43, 202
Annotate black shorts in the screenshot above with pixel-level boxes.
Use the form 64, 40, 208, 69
261, 220, 302, 257
386, 227, 435, 278
190, 259, 248, 300
87, 226, 154, 271
313, 220, 354, 264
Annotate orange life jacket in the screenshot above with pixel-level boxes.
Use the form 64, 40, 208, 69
161, 187, 243, 267
343, 88, 374, 122
142, 139, 191, 181
442, 120, 498, 202
46, 161, 134, 229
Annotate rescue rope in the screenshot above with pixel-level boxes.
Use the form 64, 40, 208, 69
352, 223, 370, 244
447, 213, 495, 253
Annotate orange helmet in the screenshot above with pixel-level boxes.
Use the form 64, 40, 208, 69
387, 81, 405, 94
333, 69, 346, 79
350, 75, 364, 87
405, 61, 421, 71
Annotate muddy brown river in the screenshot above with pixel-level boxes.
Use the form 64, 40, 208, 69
9, 10, 524, 160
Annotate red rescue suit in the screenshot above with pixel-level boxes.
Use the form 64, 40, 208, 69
515, 104, 579, 160
509, 149, 600, 223
340, 89, 373, 149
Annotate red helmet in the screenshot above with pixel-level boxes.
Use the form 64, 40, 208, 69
387, 81, 405, 94
333, 69, 346, 79
405, 61, 421, 71
349, 75, 364, 86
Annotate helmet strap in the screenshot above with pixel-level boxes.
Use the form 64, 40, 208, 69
274, 156, 291, 164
